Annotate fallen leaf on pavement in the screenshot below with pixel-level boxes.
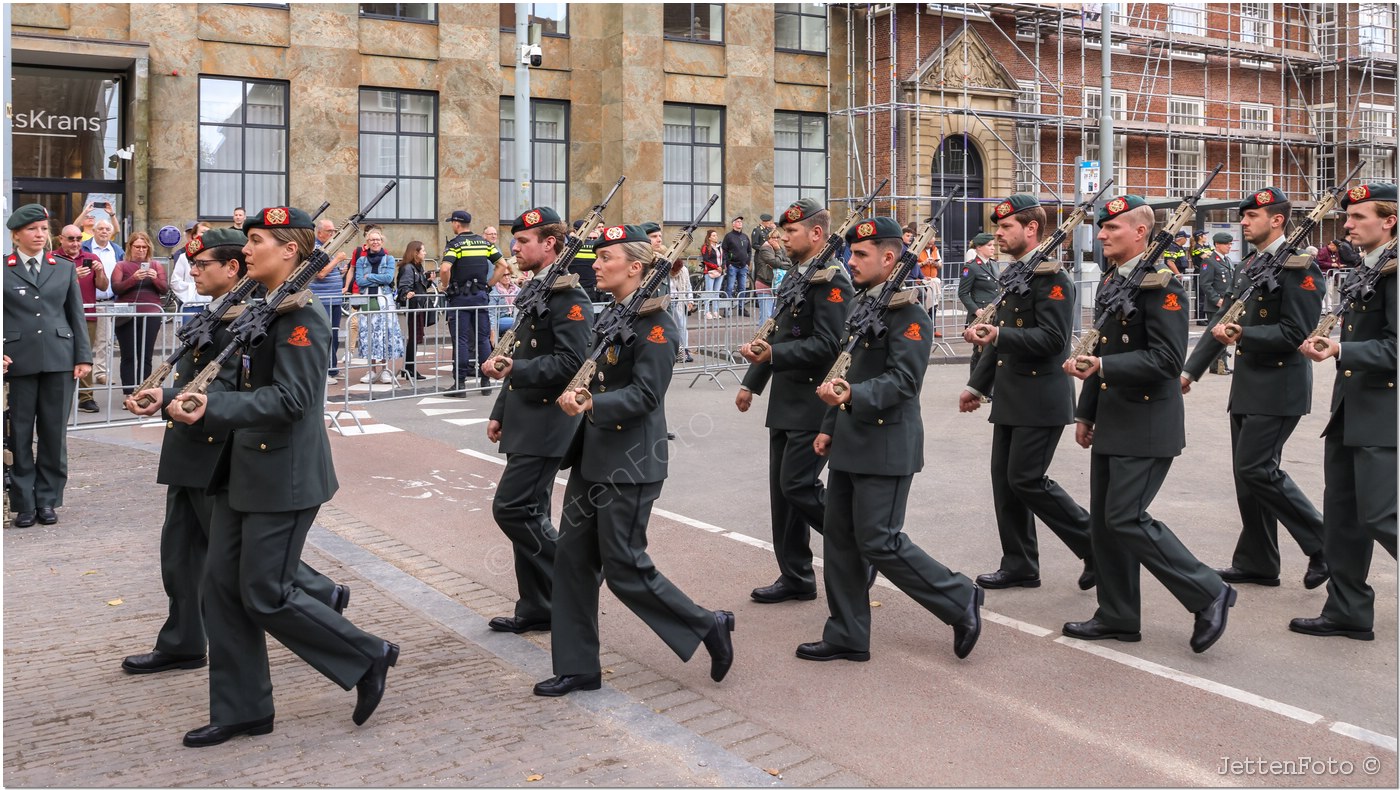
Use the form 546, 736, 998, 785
106, 598, 123, 606
765, 768, 781, 777
525, 774, 543, 782
82, 570, 99, 576
871, 601, 882, 607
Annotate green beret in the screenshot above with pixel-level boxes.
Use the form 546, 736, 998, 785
1341, 182, 1398, 209
510, 206, 562, 234
779, 198, 825, 226
1212, 232, 1234, 244
244, 206, 314, 231
592, 224, 650, 250
7, 203, 50, 231
844, 216, 903, 245
970, 232, 996, 246
186, 228, 247, 258
641, 221, 662, 236
1096, 194, 1149, 225
992, 194, 1039, 220
1238, 187, 1289, 215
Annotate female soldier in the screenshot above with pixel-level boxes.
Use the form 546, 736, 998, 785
170, 206, 397, 746
538, 224, 734, 697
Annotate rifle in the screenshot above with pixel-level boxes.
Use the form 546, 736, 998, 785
562, 193, 717, 405
1309, 236, 1398, 351
1217, 162, 1364, 340
173, 180, 398, 413
822, 188, 960, 395
489, 176, 625, 371
311, 201, 331, 222
970, 179, 1115, 339
748, 178, 889, 355
1069, 163, 1223, 370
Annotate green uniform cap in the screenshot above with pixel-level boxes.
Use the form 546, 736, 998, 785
992, 193, 1040, 220
844, 216, 903, 245
511, 206, 562, 234
779, 198, 825, 226
244, 206, 314, 231
1238, 187, 1289, 215
1212, 232, 1234, 244
640, 221, 662, 236
1096, 194, 1149, 225
593, 224, 650, 250
186, 228, 247, 258
970, 232, 996, 246
6, 203, 50, 231
1340, 182, 1398, 208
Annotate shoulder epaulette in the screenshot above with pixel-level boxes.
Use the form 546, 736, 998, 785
639, 294, 670, 315
551, 273, 581, 290
1282, 254, 1313, 270
1139, 269, 1174, 289
1032, 259, 1064, 275
887, 289, 921, 309
809, 265, 842, 285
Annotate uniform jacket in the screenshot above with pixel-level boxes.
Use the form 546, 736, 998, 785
967, 262, 1077, 427
1199, 250, 1231, 308
204, 297, 339, 512
3, 250, 92, 374
490, 272, 595, 457
958, 257, 999, 314
443, 232, 500, 298
741, 261, 854, 432
821, 291, 932, 477
1324, 250, 1397, 447
1075, 261, 1187, 458
157, 315, 242, 489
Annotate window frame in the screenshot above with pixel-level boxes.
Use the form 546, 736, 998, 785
498, 97, 571, 224
663, 3, 725, 45
774, 3, 828, 55
1167, 2, 1205, 35
1238, 2, 1272, 47
1166, 97, 1206, 195
1238, 103, 1272, 195
197, 75, 290, 222
358, 3, 438, 24
662, 102, 725, 225
1083, 87, 1128, 192
499, 3, 571, 37
358, 87, 440, 224
773, 110, 828, 215
1013, 80, 1041, 193
1358, 3, 1397, 55
1356, 102, 1398, 181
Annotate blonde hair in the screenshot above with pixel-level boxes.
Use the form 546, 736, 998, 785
264, 227, 316, 263
1123, 205, 1156, 235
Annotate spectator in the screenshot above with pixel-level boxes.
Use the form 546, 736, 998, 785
752, 233, 789, 325
54, 224, 108, 412
309, 218, 349, 383
83, 217, 124, 385
169, 221, 213, 324
699, 229, 723, 319
229, 207, 245, 231
1335, 238, 1362, 268
483, 225, 500, 247
395, 240, 433, 382
668, 257, 696, 363
343, 223, 381, 368
721, 215, 753, 315
353, 228, 405, 386
1316, 240, 1339, 273
915, 226, 945, 337
491, 270, 522, 340
110, 231, 169, 396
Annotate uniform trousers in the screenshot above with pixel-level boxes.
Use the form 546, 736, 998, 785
989, 424, 1092, 576
768, 428, 828, 593
6, 371, 75, 513
822, 470, 974, 651
448, 293, 490, 385
1089, 454, 1223, 630
493, 453, 563, 622
1227, 413, 1325, 576
551, 474, 713, 676
1320, 409, 1398, 630
204, 494, 382, 725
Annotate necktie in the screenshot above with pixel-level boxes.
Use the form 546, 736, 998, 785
27, 258, 39, 278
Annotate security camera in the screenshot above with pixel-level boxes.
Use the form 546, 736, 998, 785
522, 43, 543, 67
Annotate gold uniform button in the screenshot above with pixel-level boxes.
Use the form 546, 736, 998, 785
1015, 318, 1024, 327
615, 425, 622, 431
174, 372, 180, 380
1142, 395, 1150, 401
1259, 308, 1268, 318
1277, 361, 1284, 367
1031, 370, 1038, 376
1347, 325, 1353, 332
999, 320, 1005, 327
207, 436, 215, 443
1121, 334, 1130, 343
1344, 370, 1353, 377
877, 418, 884, 425
166, 420, 174, 429
1100, 382, 1108, 390
997, 360, 1004, 367
1101, 336, 1108, 344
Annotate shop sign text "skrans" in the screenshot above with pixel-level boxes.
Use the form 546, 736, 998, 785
14, 109, 103, 133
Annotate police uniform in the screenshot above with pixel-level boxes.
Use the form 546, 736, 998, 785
802, 217, 982, 662
1291, 183, 1398, 640
1163, 232, 1189, 275
967, 195, 1093, 590
485, 207, 595, 633
569, 220, 601, 302
740, 198, 854, 602
189, 207, 396, 747
959, 232, 999, 372
1191, 233, 1213, 321
1065, 195, 1234, 653
442, 210, 501, 389
4, 204, 92, 526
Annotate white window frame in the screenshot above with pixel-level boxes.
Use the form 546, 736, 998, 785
1167, 2, 1205, 35
1239, 2, 1272, 47
1358, 3, 1397, 55
1238, 103, 1272, 195
1167, 97, 1205, 195
1014, 80, 1041, 193
1356, 102, 1398, 180
1084, 88, 1128, 191
1312, 103, 1337, 196
773, 111, 828, 215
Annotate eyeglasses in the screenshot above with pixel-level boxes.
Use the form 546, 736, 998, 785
188, 260, 222, 269
62, 235, 82, 241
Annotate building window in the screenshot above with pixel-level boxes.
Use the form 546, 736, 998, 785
664, 3, 724, 43
1357, 104, 1398, 180
1167, 2, 1205, 35
1313, 105, 1337, 195
1014, 80, 1041, 193
499, 98, 569, 222
663, 103, 724, 224
499, 3, 569, 36
198, 76, 287, 220
775, 3, 826, 54
359, 88, 437, 223
1167, 98, 1204, 194
774, 111, 826, 214
1239, 2, 1271, 46
359, 3, 436, 22
1238, 104, 1272, 195
1311, 4, 1338, 58
1084, 88, 1127, 191
1358, 3, 1397, 54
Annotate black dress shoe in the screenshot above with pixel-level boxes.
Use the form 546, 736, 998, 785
750, 581, 817, 604
12, 512, 35, 528
866, 563, 879, 591
533, 673, 602, 697
1215, 566, 1280, 586
952, 585, 984, 659
78, 400, 100, 413
122, 650, 207, 674
795, 640, 870, 662
1303, 553, 1330, 590
1077, 559, 1097, 591
183, 715, 274, 748
1062, 618, 1142, 642
352, 641, 399, 726
35, 507, 57, 525
442, 389, 467, 398
1288, 615, 1374, 641
975, 569, 1041, 589
702, 610, 735, 682
1190, 584, 1237, 654
331, 584, 351, 615
478, 377, 493, 396
488, 616, 551, 633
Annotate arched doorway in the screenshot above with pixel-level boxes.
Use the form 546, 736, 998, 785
931, 133, 983, 278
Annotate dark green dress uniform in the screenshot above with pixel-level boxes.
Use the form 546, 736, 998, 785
1199, 242, 1234, 369
1074, 254, 1227, 634
3, 204, 92, 521
1184, 232, 1327, 584
959, 239, 999, 372
740, 199, 854, 598
966, 249, 1092, 584
1190, 236, 1213, 321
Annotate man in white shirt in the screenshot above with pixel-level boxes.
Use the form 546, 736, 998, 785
169, 222, 213, 323
83, 219, 123, 384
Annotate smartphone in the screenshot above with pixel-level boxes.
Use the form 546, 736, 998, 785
140, 261, 150, 271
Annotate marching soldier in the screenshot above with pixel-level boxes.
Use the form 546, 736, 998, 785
959, 232, 999, 371
736, 198, 854, 604
1182, 187, 1328, 590
1292, 183, 1397, 640
4, 204, 92, 528
962, 194, 1094, 591
123, 229, 346, 675
440, 209, 503, 396
802, 216, 983, 664
1063, 195, 1235, 653
481, 207, 594, 634
170, 207, 397, 746
539, 224, 734, 697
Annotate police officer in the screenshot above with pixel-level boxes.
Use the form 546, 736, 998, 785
538, 224, 734, 697
1292, 182, 1397, 640
963, 194, 1094, 591
1064, 195, 1235, 653
801, 216, 983, 664
123, 229, 346, 675
170, 207, 397, 746
1182, 187, 1328, 590
959, 232, 999, 372
4, 204, 92, 528
569, 219, 602, 303
1190, 230, 1213, 322
440, 209, 503, 396
736, 198, 854, 603
480, 207, 594, 634
1162, 228, 1188, 276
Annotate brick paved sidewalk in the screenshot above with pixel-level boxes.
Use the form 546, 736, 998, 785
2, 437, 787, 787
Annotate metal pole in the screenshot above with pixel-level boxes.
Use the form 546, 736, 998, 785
3, 3, 13, 227
1096, 2, 1115, 276
514, 4, 533, 215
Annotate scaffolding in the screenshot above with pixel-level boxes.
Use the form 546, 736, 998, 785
830, 2, 1400, 256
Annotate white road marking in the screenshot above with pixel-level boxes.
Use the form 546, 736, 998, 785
1330, 721, 1399, 752
416, 397, 461, 404
444, 418, 489, 427
328, 423, 402, 436
420, 408, 473, 416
